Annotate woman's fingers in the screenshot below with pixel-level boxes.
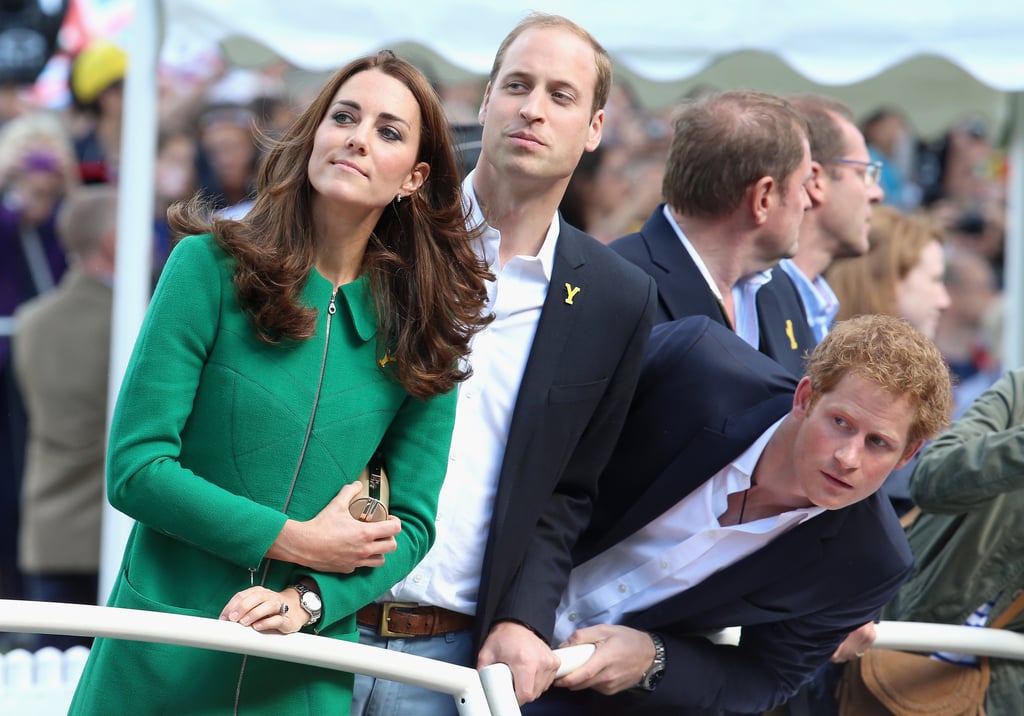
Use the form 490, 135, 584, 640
220, 586, 301, 633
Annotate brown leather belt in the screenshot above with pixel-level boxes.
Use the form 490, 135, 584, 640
356, 602, 474, 638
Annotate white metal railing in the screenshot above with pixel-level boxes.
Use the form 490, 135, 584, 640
873, 621, 1024, 659
0, 599, 593, 716
707, 621, 1024, 660
3, 599, 1024, 715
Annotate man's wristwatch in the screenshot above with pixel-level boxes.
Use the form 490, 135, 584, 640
290, 583, 323, 627
635, 632, 667, 692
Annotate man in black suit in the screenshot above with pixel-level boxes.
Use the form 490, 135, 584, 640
531, 314, 952, 715
351, 13, 656, 715
610, 90, 816, 377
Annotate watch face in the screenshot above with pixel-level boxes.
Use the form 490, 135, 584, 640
302, 591, 322, 612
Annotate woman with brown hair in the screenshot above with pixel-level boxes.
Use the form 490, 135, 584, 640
826, 204, 951, 340
69, 50, 490, 715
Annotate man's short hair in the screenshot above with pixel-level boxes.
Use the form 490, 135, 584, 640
57, 184, 117, 257
804, 314, 952, 447
788, 94, 855, 177
662, 90, 809, 218
488, 12, 612, 116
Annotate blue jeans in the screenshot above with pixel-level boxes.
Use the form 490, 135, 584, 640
351, 624, 474, 716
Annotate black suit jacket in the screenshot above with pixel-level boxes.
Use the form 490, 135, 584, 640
473, 218, 657, 648
562, 316, 913, 715
610, 205, 816, 377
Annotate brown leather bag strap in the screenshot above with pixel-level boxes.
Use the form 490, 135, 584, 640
898, 506, 922, 530
990, 589, 1024, 629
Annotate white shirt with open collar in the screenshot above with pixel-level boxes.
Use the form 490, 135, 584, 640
385, 170, 558, 615
553, 418, 825, 642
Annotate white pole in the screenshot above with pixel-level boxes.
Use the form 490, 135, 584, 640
874, 620, 1024, 659
1002, 92, 1024, 372
99, 0, 159, 603
478, 644, 594, 716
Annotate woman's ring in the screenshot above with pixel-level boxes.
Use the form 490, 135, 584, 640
279, 602, 289, 616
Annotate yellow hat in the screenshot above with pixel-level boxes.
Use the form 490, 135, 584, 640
71, 40, 128, 105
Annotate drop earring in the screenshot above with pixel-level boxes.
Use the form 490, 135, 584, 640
395, 193, 403, 204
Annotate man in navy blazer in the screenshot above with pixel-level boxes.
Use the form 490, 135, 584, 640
352, 14, 656, 716
533, 314, 952, 714
610, 90, 816, 378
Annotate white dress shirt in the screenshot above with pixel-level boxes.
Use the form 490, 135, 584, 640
553, 418, 825, 642
385, 171, 558, 614
663, 205, 773, 349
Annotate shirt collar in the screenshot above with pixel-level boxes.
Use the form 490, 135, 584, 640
338, 275, 376, 342
779, 259, 839, 319
663, 204, 723, 301
464, 170, 558, 280
307, 270, 376, 342
728, 417, 784, 491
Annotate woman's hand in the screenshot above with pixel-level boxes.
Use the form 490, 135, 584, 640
267, 481, 403, 573
220, 585, 304, 634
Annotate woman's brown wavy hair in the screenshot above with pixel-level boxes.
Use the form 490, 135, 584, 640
169, 51, 492, 399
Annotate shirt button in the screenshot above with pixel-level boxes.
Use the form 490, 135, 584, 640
412, 574, 423, 584
660, 560, 669, 570
618, 584, 628, 593
569, 613, 578, 622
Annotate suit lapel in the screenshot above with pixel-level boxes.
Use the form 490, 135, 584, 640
488, 221, 586, 532
755, 276, 800, 370
642, 208, 729, 325
588, 392, 794, 558
594, 426, 739, 554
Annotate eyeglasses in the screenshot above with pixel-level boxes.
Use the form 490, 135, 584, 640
820, 158, 883, 186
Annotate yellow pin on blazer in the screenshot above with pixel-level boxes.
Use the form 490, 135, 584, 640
564, 283, 581, 305
378, 351, 396, 368
785, 320, 798, 350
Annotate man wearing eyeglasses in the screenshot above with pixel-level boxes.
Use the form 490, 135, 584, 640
779, 95, 885, 343
609, 90, 816, 378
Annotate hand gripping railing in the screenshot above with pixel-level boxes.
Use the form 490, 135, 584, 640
0, 599, 594, 716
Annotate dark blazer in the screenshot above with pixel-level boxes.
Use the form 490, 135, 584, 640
610, 205, 815, 377
473, 217, 657, 648
560, 316, 913, 715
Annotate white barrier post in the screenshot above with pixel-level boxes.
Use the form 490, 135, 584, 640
478, 643, 596, 716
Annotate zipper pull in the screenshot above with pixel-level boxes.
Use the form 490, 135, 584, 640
328, 289, 337, 316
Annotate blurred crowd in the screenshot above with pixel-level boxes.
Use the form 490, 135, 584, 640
0, 27, 1011, 663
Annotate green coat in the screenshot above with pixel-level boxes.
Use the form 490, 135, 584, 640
882, 368, 1024, 716
69, 234, 455, 714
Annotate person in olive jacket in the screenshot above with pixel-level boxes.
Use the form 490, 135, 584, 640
884, 367, 1024, 716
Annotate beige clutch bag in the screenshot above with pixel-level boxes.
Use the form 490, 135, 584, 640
349, 453, 389, 522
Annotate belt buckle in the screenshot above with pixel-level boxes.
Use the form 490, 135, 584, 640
379, 601, 420, 637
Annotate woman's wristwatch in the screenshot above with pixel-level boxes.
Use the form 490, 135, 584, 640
635, 632, 667, 692
290, 583, 323, 627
